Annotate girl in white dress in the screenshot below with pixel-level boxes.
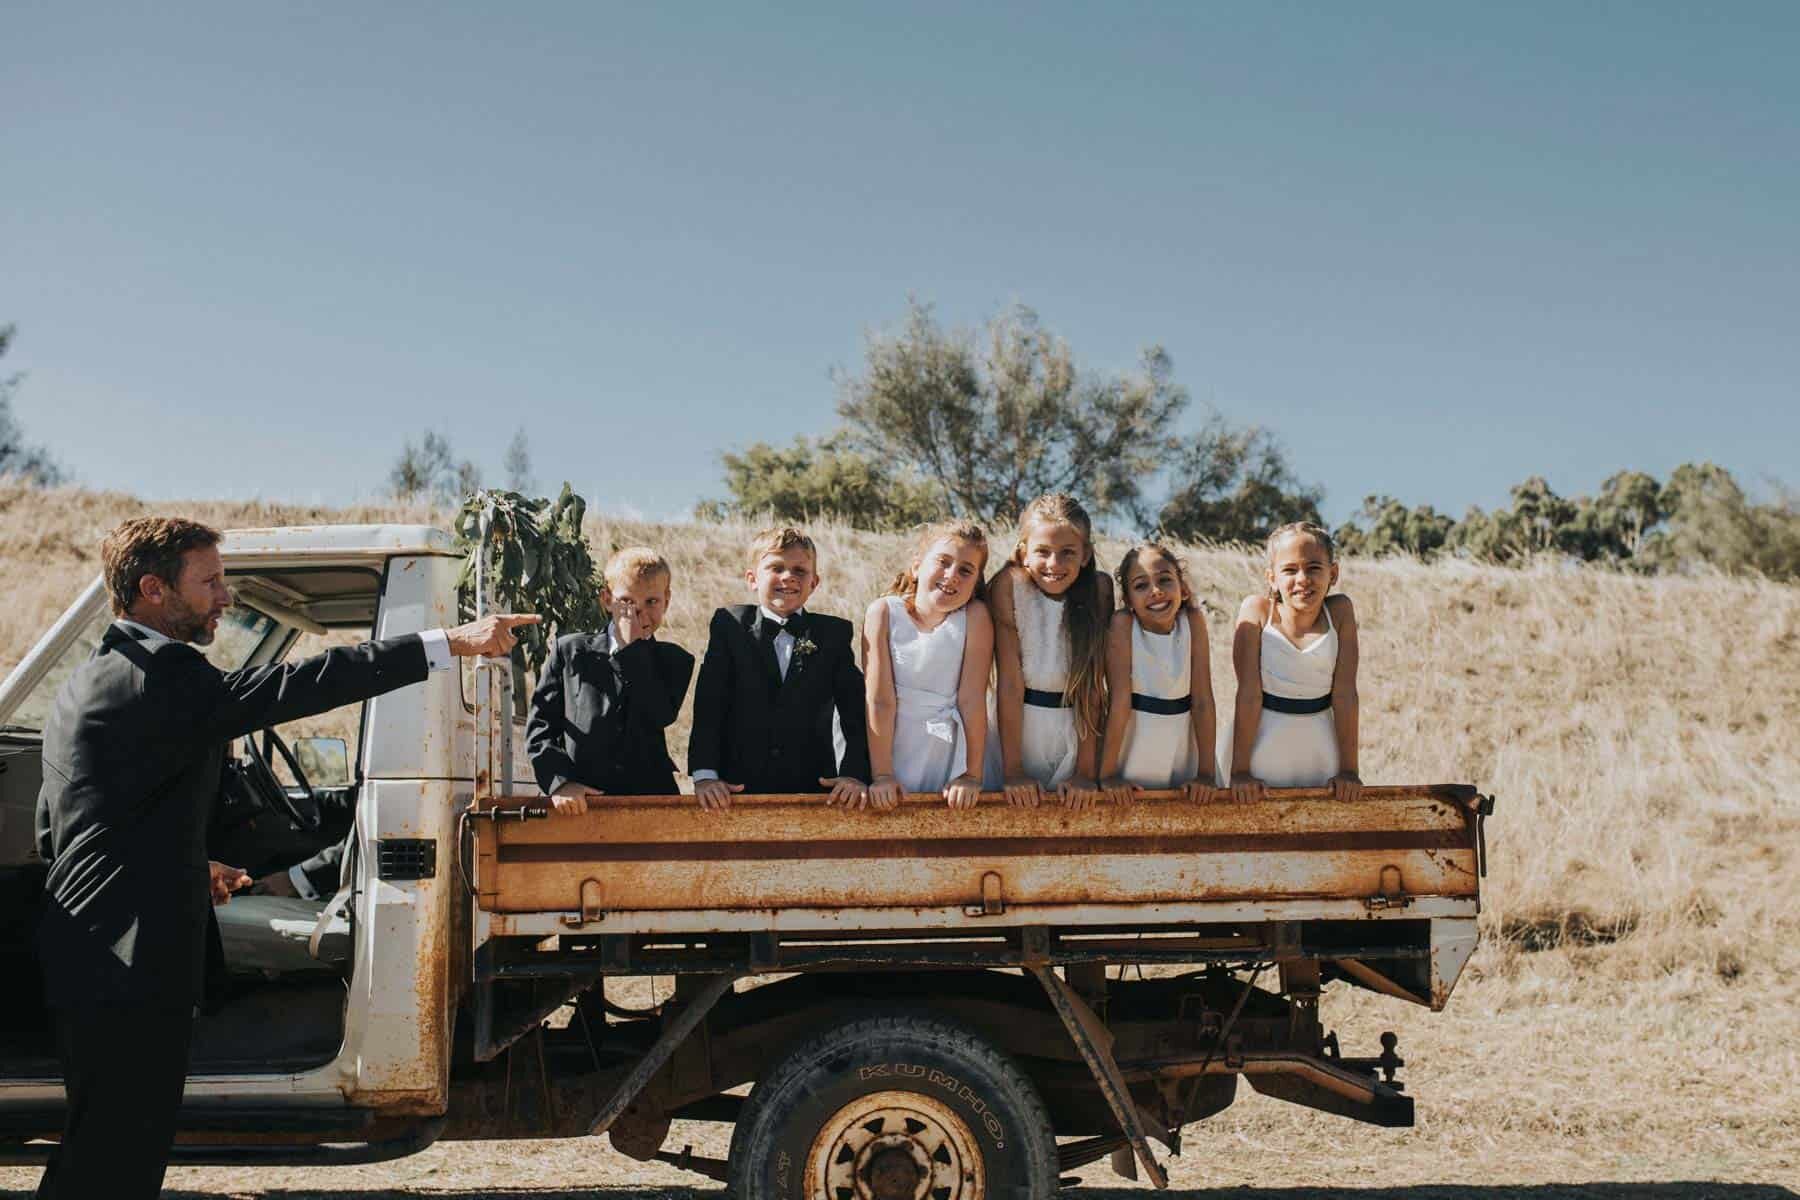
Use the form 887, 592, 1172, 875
1099, 543, 1221, 800
986, 494, 1112, 808
863, 522, 995, 810
1219, 522, 1363, 800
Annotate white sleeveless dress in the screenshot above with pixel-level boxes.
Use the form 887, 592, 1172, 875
1116, 614, 1206, 788
884, 595, 970, 792
1217, 605, 1340, 787
984, 571, 1081, 788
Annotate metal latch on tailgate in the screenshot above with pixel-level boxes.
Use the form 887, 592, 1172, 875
561, 878, 606, 928
1365, 864, 1410, 911
964, 871, 1006, 917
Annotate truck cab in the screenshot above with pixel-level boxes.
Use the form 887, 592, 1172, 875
0, 526, 474, 1150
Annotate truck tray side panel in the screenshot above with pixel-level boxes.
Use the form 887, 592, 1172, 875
474, 787, 1480, 921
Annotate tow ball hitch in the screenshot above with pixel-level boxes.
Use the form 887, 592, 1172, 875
1326, 1030, 1406, 1086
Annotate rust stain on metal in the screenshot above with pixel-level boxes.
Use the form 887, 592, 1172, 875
473, 785, 1481, 919
498, 829, 1465, 864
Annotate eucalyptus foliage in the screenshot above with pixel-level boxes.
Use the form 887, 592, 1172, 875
1334, 463, 1800, 581
454, 485, 605, 675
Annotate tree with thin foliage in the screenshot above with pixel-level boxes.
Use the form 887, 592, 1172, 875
834, 301, 1191, 526
1507, 476, 1577, 554
0, 325, 65, 486
1334, 494, 1454, 559
389, 430, 482, 506
1155, 416, 1323, 544
503, 428, 537, 494
698, 434, 946, 530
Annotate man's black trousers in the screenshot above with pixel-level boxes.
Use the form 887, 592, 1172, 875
37, 1000, 194, 1199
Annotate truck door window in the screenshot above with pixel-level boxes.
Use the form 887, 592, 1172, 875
4, 605, 274, 735
201, 607, 278, 673
263, 628, 369, 786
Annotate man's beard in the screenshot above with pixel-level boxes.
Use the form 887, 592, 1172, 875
165, 594, 217, 645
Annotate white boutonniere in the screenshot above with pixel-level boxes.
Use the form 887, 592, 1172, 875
792, 633, 819, 660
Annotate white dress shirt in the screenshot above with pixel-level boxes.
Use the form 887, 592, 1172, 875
762, 606, 799, 679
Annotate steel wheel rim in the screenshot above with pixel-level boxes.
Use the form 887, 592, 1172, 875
806, 1089, 986, 1200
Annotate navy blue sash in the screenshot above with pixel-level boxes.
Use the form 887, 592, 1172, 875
1023, 687, 1068, 708
1131, 693, 1191, 715
1262, 692, 1331, 715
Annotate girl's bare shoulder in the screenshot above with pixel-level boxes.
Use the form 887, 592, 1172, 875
1324, 593, 1357, 627
1108, 608, 1136, 636
1237, 594, 1273, 623
863, 594, 893, 628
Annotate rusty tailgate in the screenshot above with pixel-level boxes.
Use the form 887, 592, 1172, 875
472, 784, 1484, 922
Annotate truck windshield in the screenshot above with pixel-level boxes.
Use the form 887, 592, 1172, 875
4, 605, 277, 734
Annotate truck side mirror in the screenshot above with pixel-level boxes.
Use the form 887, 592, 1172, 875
294, 736, 351, 788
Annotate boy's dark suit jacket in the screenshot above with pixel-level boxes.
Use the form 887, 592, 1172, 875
688, 605, 870, 792
526, 629, 695, 797
34, 623, 430, 1013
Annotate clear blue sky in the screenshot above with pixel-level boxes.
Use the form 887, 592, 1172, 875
5, 2, 1796, 524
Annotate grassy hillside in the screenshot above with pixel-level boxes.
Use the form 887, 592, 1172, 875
2, 482, 1795, 1183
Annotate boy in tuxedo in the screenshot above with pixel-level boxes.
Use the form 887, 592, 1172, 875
527, 547, 695, 810
689, 527, 869, 810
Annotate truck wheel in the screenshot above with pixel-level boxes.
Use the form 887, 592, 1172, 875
728, 1012, 1057, 1200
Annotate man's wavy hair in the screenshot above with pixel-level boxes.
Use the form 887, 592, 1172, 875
101, 516, 223, 616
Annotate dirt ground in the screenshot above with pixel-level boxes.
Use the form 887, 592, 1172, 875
3, 1132, 1795, 1199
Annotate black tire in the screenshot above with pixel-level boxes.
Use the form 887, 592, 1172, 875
728, 1011, 1058, 1200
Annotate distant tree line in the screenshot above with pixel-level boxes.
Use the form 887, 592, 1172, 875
14, 315, 1793, 583
698, 300, 1322, 544
1336, 465, 1799, 580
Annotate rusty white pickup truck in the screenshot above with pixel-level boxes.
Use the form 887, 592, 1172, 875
0, 524, 1492, 1197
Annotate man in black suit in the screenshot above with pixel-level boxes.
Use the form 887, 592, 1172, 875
527, 547, 696, 808
33, 516, 535, 1199
688, 526, 869, 810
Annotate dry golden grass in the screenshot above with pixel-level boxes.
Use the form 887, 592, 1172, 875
1, 484, 1795, 1192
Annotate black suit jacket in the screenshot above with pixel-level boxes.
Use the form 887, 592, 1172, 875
526, 629, 695, 797
687, 606, 870, 793
291, 837, 348, 900
34, 623, 429, 1012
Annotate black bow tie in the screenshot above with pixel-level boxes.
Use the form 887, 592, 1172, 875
758, 616, 789, 642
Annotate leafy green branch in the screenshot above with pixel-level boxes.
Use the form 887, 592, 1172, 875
453, 484, 605, 676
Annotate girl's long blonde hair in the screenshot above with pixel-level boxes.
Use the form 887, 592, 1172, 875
885, 521, 990, 612
1012, 493, 1108, 738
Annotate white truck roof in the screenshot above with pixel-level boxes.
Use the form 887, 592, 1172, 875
219, 524, 457, 563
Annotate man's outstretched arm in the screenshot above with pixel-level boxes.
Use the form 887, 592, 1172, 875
185, 614, 540, 741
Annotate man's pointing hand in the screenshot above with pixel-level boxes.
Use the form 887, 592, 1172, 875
446, 614, 542, 657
